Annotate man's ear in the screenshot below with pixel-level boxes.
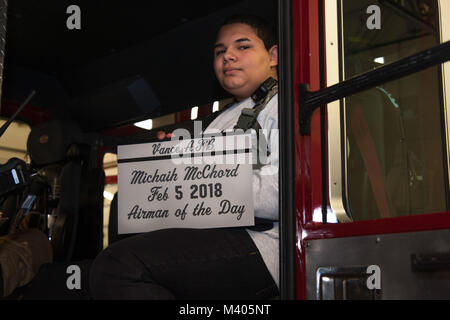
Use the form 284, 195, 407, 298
269, 45, 278, 67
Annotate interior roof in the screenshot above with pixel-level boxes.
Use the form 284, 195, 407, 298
3, 0, 277, 132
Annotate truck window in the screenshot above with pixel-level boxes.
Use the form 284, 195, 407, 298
327, 0, 449, 221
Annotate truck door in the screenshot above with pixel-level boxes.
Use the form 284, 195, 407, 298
300, 0, 450, 299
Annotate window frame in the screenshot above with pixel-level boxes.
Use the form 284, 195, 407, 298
440, 0, 450, 195
325, 0, 450, 222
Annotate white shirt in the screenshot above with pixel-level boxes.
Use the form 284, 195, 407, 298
205, 94, 279, 288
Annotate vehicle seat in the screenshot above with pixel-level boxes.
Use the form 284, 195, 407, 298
108, 192, 138, 245
27, 119, 104, 262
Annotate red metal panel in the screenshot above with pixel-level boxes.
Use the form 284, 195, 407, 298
293, 0, 324, 300
177, 109, 192, 122
198, 103, 213, 118
1, 99, 51, 126
101, 124, 147, 137
303, 212, 450, 240
105, 175, 118, 185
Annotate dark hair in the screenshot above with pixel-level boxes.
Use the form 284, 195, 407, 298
221, 14, 277, 51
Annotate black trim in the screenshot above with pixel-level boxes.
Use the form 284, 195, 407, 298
318, 0, 327, 224
250, 77, 278, 103
0, 263, 3, 297
437, 66, 450, 211
278, 0, 296, 300
299, 40, 450, 135
337, 0, 353, 220
432, 0, 449, 211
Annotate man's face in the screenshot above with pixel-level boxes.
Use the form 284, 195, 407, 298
214, 23, 278, 101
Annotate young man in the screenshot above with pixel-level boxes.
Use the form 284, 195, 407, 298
89, 14, 280, 299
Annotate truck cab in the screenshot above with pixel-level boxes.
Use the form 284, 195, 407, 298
0, 0, 449, 300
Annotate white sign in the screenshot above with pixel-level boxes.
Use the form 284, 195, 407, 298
117, 134, 255, 234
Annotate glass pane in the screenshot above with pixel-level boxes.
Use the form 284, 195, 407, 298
342, 0, 447, 220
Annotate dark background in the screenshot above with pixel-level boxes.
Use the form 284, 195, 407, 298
3, 0, 277, 131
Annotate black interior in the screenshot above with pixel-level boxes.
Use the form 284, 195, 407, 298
3, 0, 277, 132
0, 0, 279, 299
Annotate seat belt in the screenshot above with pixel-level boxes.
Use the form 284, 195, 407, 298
234, 77, 278, 169
202, 77, 278, 135
234, 77, 278, 133
234, 77, 278, 231
201, 78, 278, 231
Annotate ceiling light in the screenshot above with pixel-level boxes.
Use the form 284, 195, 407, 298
191, 106, 199, 120
374, 57, 385, 64
212, 101, 219, 113
103, 191, 114, 201
134, 119, 153, 130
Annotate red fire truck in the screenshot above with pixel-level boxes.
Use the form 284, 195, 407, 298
0, 0, 449, 300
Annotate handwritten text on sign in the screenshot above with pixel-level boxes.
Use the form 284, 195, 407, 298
117, 134, 255, 234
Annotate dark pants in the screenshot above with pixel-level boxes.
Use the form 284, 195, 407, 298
89, 228, 278, 300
